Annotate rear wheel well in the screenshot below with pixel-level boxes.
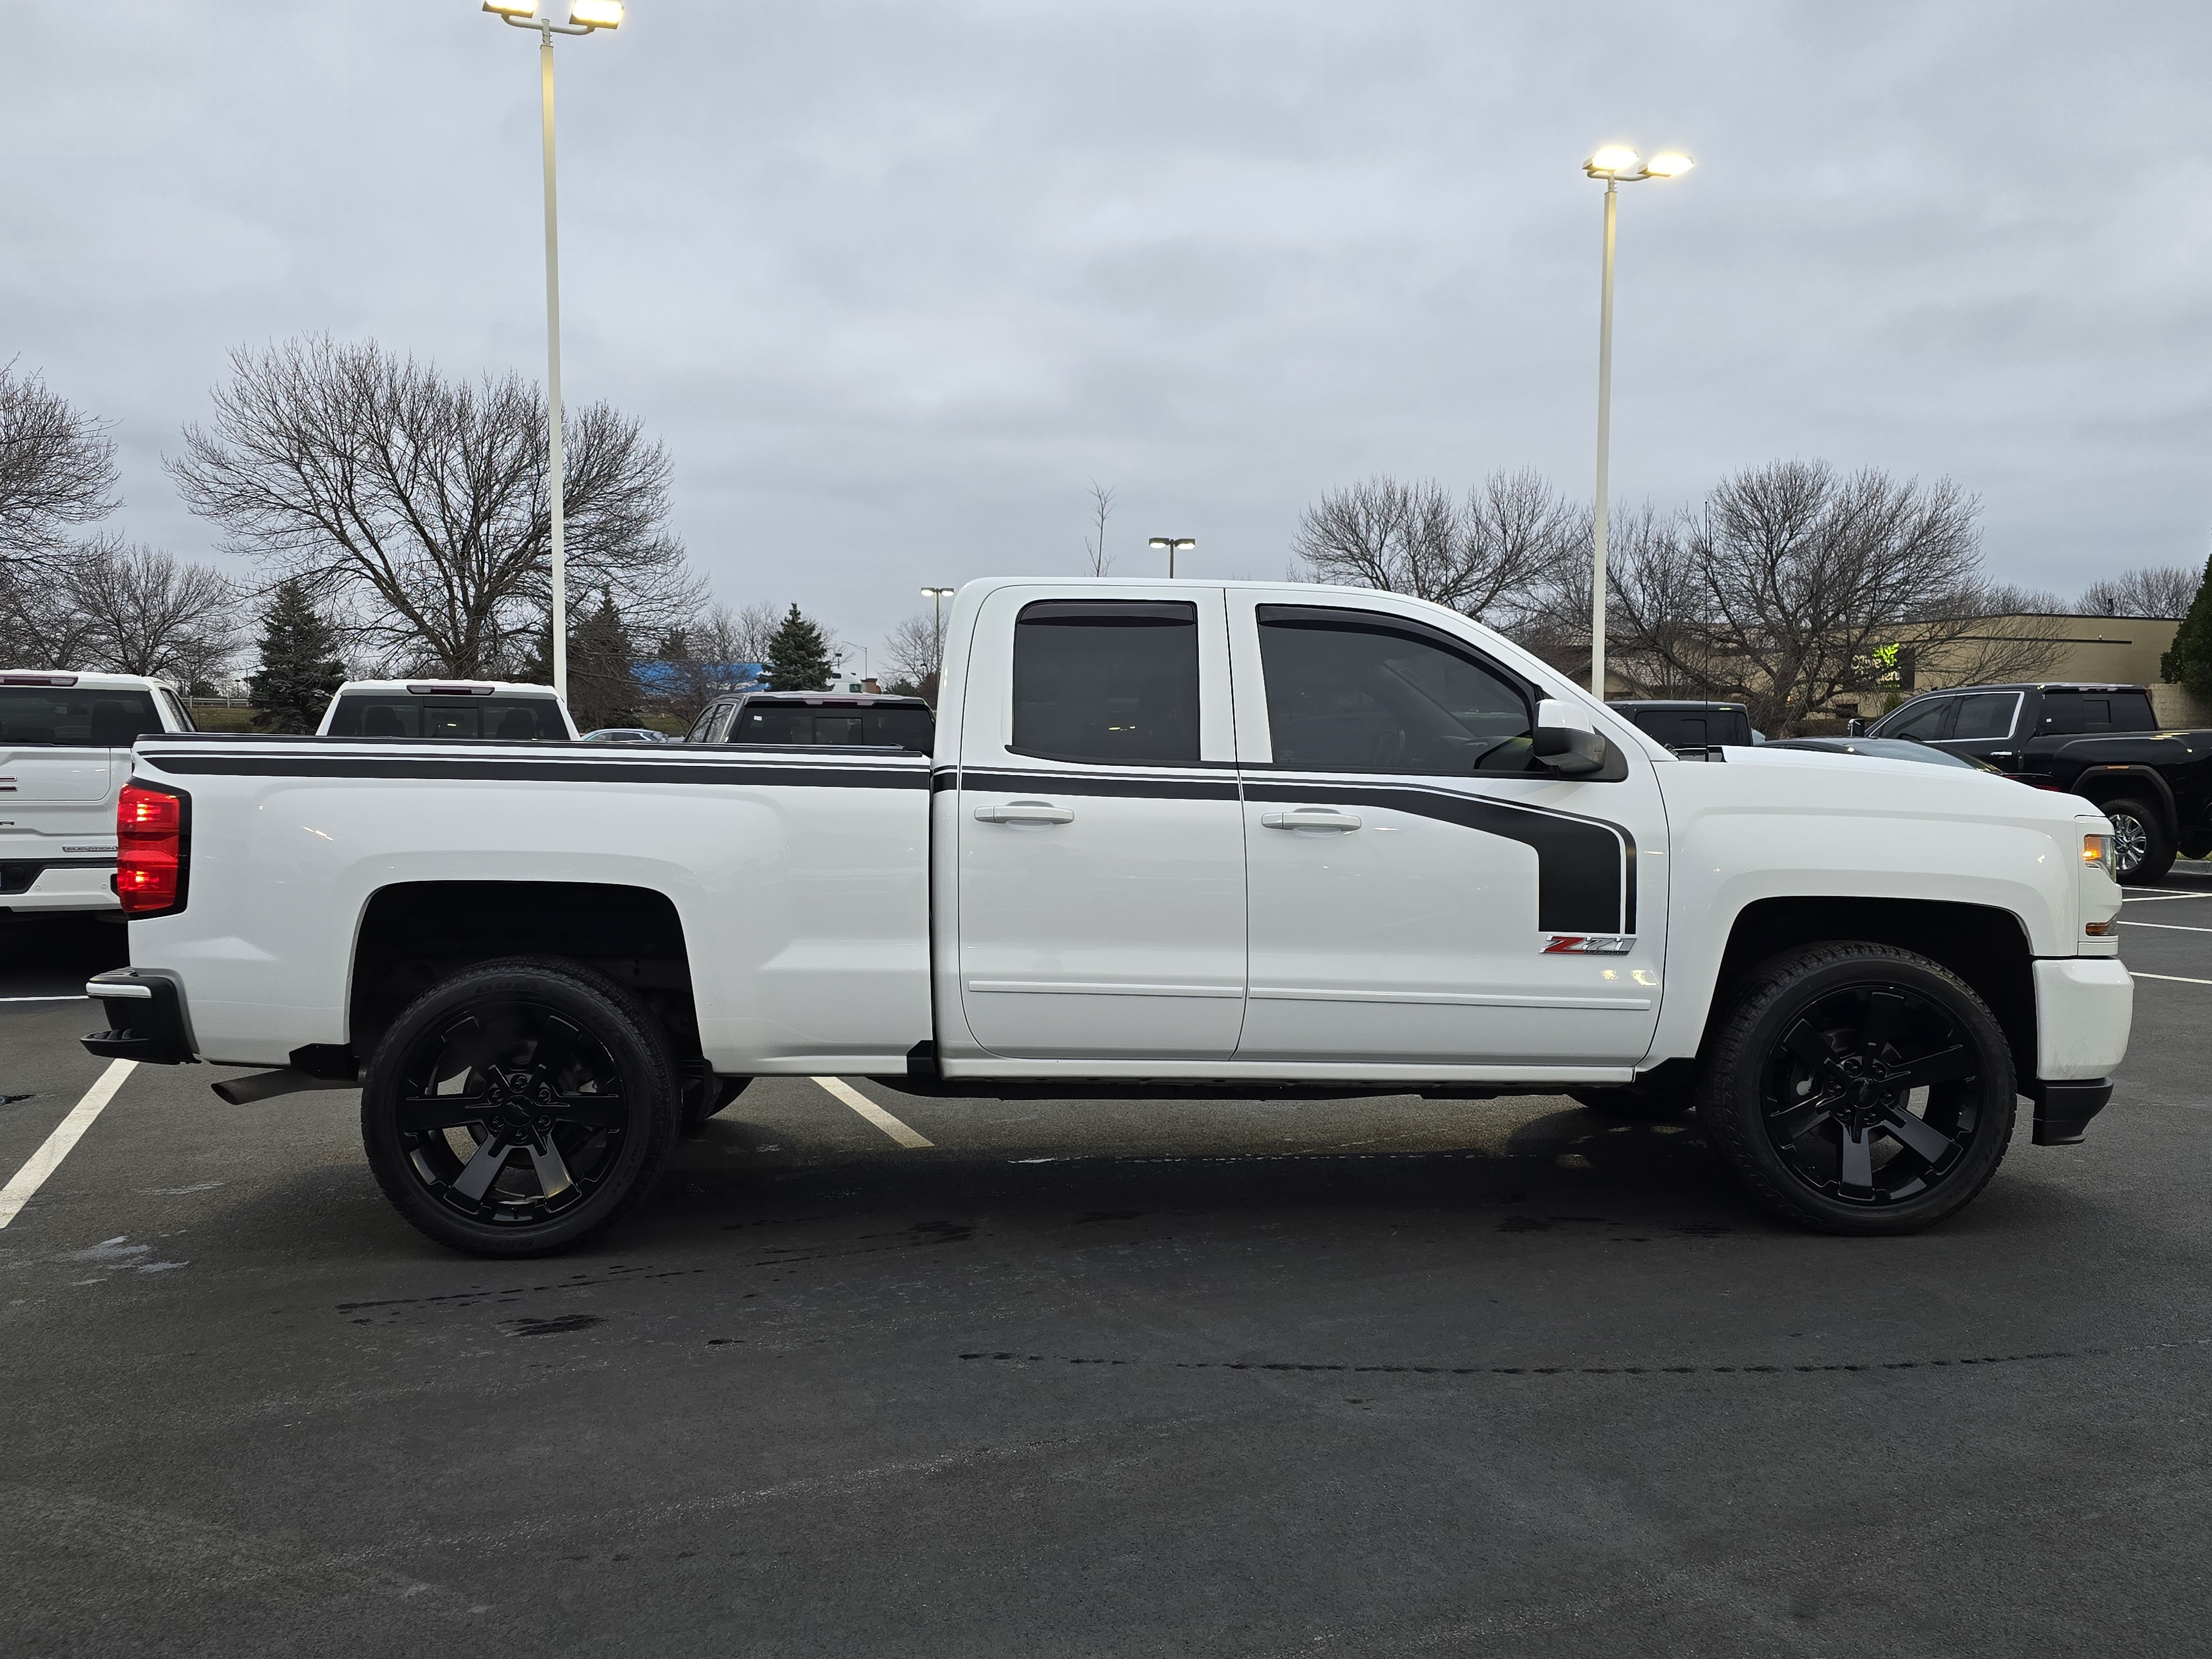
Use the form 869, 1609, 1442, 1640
1708, 898, 2036, 1079
349, 882, 700, 1067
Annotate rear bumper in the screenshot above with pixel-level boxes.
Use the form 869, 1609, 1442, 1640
82, 969, 196, 1065
0, 860, 118, 911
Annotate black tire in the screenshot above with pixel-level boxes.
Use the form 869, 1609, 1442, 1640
361, 957, 682, 1258
2178, 831, 2212, 862
682, 1073, 752, 1130
2100, 797, 2174, 884
1697, 942, 2016, 1236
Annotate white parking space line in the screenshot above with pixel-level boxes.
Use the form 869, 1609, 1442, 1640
2131, 972, 2212, 987
2120, 892, 2212, 903
811, 1076, 935, 1149
2120, 921, 2212, 933
0, 995, 90, 1004
0, 1059, 136, 1228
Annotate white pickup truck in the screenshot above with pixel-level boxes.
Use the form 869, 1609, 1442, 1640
82, 579, 2133, 1256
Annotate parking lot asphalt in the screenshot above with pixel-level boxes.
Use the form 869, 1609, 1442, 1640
3, 886, 2208, 1659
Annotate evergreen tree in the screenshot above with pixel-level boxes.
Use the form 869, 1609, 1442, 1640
566, 589, 638, 731
247, 579, 345, 733
2162, 547, 2212, 698
761, 603, 833, 692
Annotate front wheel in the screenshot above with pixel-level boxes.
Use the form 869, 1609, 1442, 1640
361, 957, 682, 1257
1698, 943, 2016, 1235
2099, 797, 2173, 884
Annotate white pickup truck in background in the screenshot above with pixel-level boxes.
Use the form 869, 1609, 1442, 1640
82, 579, 2133, 1255
1, 669, 196, 916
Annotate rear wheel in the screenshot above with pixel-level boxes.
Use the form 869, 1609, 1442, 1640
361, 957, 682, 1257
1698, 943, 2016, 1235
2100, 797, 2173, 884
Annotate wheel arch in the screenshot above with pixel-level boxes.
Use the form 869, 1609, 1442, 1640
348, 881, 701, 1068
2067, 765, 2176, 834
1703, 897, 2036, 1082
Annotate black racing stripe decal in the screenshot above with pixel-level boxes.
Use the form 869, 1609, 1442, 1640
1246, 780, 1633, 934
932, 771, 961, 794
140, 754, 931, 790
959, 768, 1242, 802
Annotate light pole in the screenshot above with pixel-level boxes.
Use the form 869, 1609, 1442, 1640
483, 0, 625, 706
920, 587, 956, 693
1581, 143, 1692, 700
1147, 536, 1196, 577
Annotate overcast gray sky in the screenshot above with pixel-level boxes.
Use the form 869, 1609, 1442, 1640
7, 0, 2209, 656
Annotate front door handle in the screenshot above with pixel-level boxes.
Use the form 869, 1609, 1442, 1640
1260, 809, 1363, 832
974, 799, 1076, 825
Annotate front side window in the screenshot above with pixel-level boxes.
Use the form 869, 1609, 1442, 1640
1011, 600, 1199, 766
1950, 692, 2020, 740
0, 688, 163, 747
327, 696, 567, 740
1256, 606, 1534, 774
1880, 697, 1954, 740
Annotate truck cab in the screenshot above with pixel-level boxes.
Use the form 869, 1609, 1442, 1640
317, 680, 577, 741
1866, 683, 2159, 775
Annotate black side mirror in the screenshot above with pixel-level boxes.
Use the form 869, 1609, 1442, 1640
1846, 718, 1865, 737
1533, 699, 1608, 776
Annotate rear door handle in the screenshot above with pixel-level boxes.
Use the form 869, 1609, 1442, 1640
1260, 809, 1363, 832
974, 800, 1076, 825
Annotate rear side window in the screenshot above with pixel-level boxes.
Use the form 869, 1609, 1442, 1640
1950, 692, 2020, 739
158, 688, 197, 732
1630, 707, 1751, 750
1011, 600, 1199, 766
327, 696, 567, 740
0, 688, 163, 747
1880, 697, 1954, 740
2041, 691, 2156, 734
1256, 605, 1533, 774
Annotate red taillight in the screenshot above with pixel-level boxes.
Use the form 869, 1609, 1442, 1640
117, 782, 187, 918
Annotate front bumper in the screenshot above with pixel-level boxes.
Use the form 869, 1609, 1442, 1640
2025, 1078, 2112, 1147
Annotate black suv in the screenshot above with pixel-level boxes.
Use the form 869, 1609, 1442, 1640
682, 692, 935, 753
1608, 700, 1759, 758
1864, 682, 2204, 880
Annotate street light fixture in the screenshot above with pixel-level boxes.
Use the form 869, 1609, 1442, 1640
921, 586, 956, 691
482, 0, 624, 706
1581, 142, 1692, 700
1147, 536, 1196, 577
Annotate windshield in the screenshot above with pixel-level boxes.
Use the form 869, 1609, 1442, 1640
724, 703, 935, 753
326, 696, 568, 740
0, 687, 163, 748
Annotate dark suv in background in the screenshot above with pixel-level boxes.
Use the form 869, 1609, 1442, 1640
684, 692, 935, 753
1608, 700, 1760, 758
1863, 681, 2203, 880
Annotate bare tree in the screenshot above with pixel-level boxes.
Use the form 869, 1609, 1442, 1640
1292, 470, 1578, 627
0, 362, 117, 576
648, 601, 787, 723
1598, 461, 2042, 732
1083, 481, 1117, 576
0, 566, 107, 671
63, 540, 241, 685
168, 336, 699, 679
2079, 565, 2199, 619
884, 611, 942, 699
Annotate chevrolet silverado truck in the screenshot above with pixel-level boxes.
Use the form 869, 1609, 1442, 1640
1866, 681, 2212, 881
81, 580, 2133, 1256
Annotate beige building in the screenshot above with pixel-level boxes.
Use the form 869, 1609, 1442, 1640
1861, 614, 2207, 728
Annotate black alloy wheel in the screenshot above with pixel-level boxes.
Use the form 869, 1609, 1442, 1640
362, 958, 681, 1256
1699, 943, 2015, 1235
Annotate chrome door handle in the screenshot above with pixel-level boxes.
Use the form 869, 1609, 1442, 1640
974, 800, 1076, 825
1260, 809, 1363, 831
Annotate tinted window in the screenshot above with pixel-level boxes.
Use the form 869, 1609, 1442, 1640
0, 688, 162, 747
1950, 692, 2018, 740
727, 703, 935, 752
1629, 707, 1752, 750
158, 688, 197, 732
1881, 697, 1954, 740
2041, 691, 2156, 735
1011, 600, 1199, 765
1257, 606, 1533, 774
327, 696, 567, 740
